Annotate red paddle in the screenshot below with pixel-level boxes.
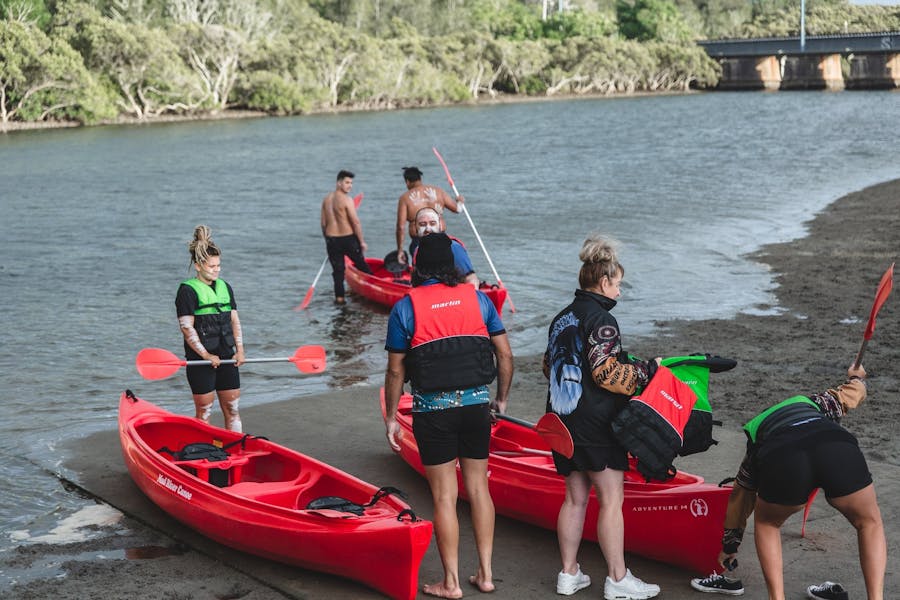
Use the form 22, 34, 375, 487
136, 346, 327, 380
295, 193, 364, 310
853, 262, 894, 368
494, 412, 574, 458
432, 147, 516, 313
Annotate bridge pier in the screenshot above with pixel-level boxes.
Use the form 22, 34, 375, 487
781, 54, 844, 90
699, 33, 900, 91
717, 56, 781, 90
847, 53, 900, 89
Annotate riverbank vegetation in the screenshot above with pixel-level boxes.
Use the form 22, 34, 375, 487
2, 0, 899, 129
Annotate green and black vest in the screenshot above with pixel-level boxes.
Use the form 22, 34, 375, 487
743, 395, 821, 444
182, 278, 235, 354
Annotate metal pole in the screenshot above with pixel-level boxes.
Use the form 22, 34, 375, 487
800, 0, 806, 52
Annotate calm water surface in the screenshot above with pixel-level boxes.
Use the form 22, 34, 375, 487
2, 91, 899, 557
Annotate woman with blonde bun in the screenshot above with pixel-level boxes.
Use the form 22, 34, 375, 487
543, 235, 660, 600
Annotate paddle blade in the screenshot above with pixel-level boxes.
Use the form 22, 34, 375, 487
536, 412, 574, 459
432, 147, 455, 188
297, 285, 315, 311
136, 348, 186, 380
801, 488, 820, 537
864, 262, 894, 340
290, 345, 327, 373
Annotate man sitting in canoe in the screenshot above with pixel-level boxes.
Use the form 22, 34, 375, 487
411, 207, 479, 286
396, 166, 462, 265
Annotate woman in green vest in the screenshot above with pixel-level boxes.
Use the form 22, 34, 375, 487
690, 363, 885, 600
175, 225, 246, 432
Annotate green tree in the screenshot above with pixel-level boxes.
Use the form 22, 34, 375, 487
54, 1, 203, 118
617, 0, 695, 43
0, 19, 111, 127
1, 0, 51, 29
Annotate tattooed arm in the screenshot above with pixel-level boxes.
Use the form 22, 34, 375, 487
586, 321, 656, 395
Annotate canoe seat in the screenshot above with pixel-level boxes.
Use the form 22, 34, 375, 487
227, 470, 319, 508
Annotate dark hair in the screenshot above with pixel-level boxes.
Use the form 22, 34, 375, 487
337, 170, 354, 180
402, 166, 423, 182
412, 264, 462, 287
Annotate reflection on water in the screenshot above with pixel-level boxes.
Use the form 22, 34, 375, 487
328, 298, 390, 389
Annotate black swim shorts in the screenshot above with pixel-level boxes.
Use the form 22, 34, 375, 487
757, 431, 872, 505
553, 443, 630, 476
185, 362, 240, 395
412, 403, 492, 466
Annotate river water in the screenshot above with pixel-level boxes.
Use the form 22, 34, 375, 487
2, 91, 899, 559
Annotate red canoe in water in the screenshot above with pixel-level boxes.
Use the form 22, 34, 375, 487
381, 389, 731, 576
344, 256, 508, 314
119, 390, 432, 600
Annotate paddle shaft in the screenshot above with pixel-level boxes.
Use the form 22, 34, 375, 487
852, 339, 869, 370
185, 357, 297, 367
432, 147, 516, 312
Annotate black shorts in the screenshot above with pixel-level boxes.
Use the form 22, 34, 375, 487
757, 433, 872, 505
185, 363, 240, 395
553, 443, 629, 476
412, 403, 492, 466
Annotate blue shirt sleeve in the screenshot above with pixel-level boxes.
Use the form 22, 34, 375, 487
451, 241, 475, 276
385, 296, 414, 352
477, 291, 505, 335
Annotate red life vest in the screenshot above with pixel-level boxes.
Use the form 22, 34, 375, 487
406, 283, 496, 393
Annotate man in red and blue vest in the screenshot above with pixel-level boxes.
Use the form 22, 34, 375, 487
383, 232, 513, 598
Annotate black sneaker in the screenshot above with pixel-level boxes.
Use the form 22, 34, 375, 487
690, 572, 744, 595
807, 582, 849, 600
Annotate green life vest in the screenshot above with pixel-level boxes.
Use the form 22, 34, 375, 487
182, 278, 233, 314
181, 278, 235, 354
743, 395, 820, 443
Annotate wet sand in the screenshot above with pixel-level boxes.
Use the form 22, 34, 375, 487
5, 179, 898, 599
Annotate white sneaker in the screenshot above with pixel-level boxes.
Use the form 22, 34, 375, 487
556, 564, 591, 595
604, 569, 660, 600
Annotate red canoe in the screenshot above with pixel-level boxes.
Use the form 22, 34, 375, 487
344, 257, 508, 314
119, 390, 432, 600
381, 390, 731, 576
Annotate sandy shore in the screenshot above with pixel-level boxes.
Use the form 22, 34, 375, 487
4, 179, 898, 599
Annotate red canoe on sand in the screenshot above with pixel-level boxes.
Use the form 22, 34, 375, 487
344, 257, 508, 314
381, 389, 731, 576
119, 390, 432, 600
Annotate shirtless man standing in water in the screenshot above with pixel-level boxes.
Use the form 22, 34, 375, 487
396, 166, 463, 265
321, 170, 371, 304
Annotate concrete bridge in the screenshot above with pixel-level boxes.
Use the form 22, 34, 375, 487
698, 32, 900, 90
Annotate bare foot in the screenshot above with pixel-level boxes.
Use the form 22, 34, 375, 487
469, 574, 496, 593
423, 582, 463, 599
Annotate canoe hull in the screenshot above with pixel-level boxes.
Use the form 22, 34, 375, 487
119, 391, 432, 600
381, 389, 729, 575
345, 257, 508, 314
